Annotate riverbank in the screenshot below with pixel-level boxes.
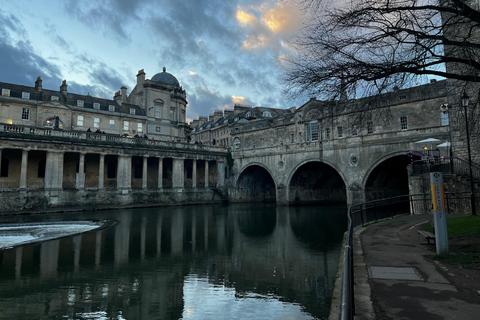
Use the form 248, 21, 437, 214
348, 214, 480, 319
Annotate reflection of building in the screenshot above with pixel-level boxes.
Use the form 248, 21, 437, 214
0, 68, 188, 141
0, 205, 342, 320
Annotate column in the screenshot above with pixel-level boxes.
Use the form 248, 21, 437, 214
57, 152, 64, 189
204, 160, 209, 188
172, 158, 184, 188
45, 151, 63, 190
217, 162, 225, 187
76, 153, 85, 189
158, 158, 163, 189
98, 154, 105, 189
117, 155, 132, 191
142, 156, 148, 189
192, 160, 197, 188
44, 152, 54, 189
19, 150, 28, 189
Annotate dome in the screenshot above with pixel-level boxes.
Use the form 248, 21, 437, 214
151, 67, 180, 87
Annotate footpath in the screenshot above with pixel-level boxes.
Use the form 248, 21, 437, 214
351, 214, 480, 320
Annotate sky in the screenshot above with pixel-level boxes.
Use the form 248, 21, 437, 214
0, 0, 305, 122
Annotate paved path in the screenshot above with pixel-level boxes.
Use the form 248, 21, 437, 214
353, 214, 480, 320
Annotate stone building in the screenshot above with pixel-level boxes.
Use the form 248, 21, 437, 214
0, 69, 227, 214
0, 67, 188, 142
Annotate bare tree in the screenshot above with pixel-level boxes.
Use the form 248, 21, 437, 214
284, 0, 480, 102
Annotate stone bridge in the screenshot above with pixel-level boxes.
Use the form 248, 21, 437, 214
228, 81, 451, 206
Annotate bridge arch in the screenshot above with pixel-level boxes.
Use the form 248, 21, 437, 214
363, 152, 410, 201
287, 160, 347, 204
234, 163, 277, 202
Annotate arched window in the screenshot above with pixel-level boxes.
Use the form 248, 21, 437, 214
154, 99, 163, 118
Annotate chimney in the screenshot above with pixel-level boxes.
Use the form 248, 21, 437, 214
214, 110, 223, 122
234, 103, 252, 115
209, 114, 214, 122
35, 76, 42, 92
60, 80, 67, 97
114, 90, 122, 104
137, 69, 146, 91
198, 116, 208, 126
224, 110, 233, 118
121, 86, 127, 101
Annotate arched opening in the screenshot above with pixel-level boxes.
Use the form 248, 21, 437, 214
364, 155, 409, 201
236, 165, 276, 202
289, 161, 346, 204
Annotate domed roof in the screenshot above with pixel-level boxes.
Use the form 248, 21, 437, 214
151, 67, 180, 86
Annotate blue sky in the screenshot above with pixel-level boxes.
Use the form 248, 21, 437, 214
0, 0, 304, 121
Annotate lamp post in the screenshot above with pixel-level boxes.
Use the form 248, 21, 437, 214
461, 91, 476, 215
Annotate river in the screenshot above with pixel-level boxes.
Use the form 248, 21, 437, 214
0, 203, 347, 320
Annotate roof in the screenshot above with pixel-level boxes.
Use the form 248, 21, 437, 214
151, 67, 180, 87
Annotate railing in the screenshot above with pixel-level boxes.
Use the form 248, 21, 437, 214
340, 192, 479, 319
410, 154, 480, 183
0, 123, 227, 154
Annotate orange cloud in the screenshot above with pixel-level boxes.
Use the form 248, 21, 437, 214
236, 9, 257, 27
232, 96, 246, 104
262, 3, 302, 34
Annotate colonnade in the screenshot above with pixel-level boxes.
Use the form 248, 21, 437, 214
0, 148, 225, 191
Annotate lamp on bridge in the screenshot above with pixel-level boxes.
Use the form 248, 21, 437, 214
461, 91, 476, 215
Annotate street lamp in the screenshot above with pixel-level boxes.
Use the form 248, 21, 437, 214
461, 91, 476, 215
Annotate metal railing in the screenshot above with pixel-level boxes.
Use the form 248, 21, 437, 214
339, 192, 476, 320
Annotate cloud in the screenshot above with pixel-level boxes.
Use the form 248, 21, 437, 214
236, 2, 303, 52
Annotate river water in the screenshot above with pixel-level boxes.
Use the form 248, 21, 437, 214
0, 203, 347, 320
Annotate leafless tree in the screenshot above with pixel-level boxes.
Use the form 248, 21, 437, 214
284, 0, 480, 102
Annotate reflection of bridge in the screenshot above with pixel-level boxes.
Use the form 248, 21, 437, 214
228, 81, 450, 205
0, 205, 345, 319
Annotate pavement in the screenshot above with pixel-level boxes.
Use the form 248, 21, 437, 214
351, 214, 480, 320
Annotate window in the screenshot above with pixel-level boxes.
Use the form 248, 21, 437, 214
77, 100, 84, 107
51, 96, 59, 101
298, 132, 303, 143
108, 105, 115, 112
21, 108, 30, 120
441, 111, 449, 126
77, 115, 84, 126
367, 121, 374, 134
311, 121, 319, 141
246, 112, 251, 118
337, 126, 343, 139
400, 116, 408, 130
137, 123, 143, 133
262, 111, 272, 117
290, 133, 294, 144
155, 106, 161, 118
130, 108, 136, 115
2, 89, 10, 96
156, 126, 161, 132
352, 125, 358, 137
109, 119, 115, 130
305, 121, 319, 142
94, 117, 100, 128
123, 121, 129, 131
252, 140, 255, 149
93, 102, 100, 110
22, 92, 30, 99
170, 109, 174, 121
325, 128, 331, 139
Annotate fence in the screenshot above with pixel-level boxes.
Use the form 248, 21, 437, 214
339, 192, 477, 320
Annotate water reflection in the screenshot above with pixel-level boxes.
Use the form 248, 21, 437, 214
0, 203, 346, 320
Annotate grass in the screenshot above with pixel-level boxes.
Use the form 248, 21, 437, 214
422, 215, 480, 236
422, 215, 480, 268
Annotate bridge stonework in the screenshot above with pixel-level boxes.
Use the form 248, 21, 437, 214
227, 80, 450, 206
